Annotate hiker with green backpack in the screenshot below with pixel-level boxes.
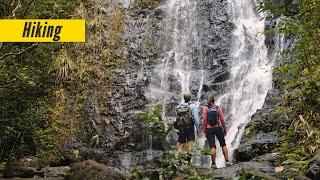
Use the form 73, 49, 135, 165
200, 95, 232, 168
173, 93, 200, 153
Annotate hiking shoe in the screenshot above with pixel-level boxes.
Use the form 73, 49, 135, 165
211, 164, 217, 169
225, 161, 233, 167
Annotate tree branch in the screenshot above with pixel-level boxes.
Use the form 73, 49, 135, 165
0, 44, 38, 60
0, 0, 25, 54
11, 0, 22, 18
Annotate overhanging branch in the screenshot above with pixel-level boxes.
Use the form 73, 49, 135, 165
0, 43, 38, 60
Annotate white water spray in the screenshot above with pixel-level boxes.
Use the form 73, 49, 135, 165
215, 0, 272, 168
146, 0, 204, 105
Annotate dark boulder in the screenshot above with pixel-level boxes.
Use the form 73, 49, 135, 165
305, 152, 320, 180
17, 156, 42, 170
3, 166, 38, 178
295, 175, 312, 180
237, 132, 283, 162
252, 153, 280, 163
213, 162, 276, 179
2, 157, 42, 178
66, 160, 126, 180
42, 166, 71, 178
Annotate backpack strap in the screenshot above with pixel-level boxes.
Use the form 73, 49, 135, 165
207, 105, 220, 124
208, 104, 218, 109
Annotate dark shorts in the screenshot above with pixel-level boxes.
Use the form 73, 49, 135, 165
178, 126, 195, 144
206, 127, 226, 148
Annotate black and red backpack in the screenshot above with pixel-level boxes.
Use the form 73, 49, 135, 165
207, 105, 219, 126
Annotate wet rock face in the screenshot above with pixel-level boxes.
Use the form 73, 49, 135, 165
237, 132, 283, 162
197, 0, 233, 98
197, 0, 232, 74
264, 16, 298, 66
264, 1, 299, 65
65, 0, 166, 168
237, 89, 287, 162
115, 150, 163, 170
146, 0, 233, 116
103, 1, 166, 161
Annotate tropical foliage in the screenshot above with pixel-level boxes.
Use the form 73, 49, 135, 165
139, 104, 175, 151
259, 0, 320, 171
0, 0, 81, 164
0, 0, 127, 165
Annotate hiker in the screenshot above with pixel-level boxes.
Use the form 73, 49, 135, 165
200, 95, 231, 168
173, 93, 200, 153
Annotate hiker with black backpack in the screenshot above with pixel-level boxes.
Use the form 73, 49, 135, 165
200, 95, 231, 168
173, 93, 200, 153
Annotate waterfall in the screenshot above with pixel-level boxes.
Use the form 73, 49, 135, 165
215, 0, 272, 168
146, 0, 272, 169
146, 0, 204, 109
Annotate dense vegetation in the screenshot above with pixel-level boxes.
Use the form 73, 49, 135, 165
0, 0, 129, 165
0, 0, 83, 165
0, 0, 163, 168
260, 0, 320, 171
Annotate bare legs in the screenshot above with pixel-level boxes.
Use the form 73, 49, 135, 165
222, 146, 229, 161
177, 143, 183, 153
187, 141, 193, 152
211, 146, 229, 165
177, 141, 194, 153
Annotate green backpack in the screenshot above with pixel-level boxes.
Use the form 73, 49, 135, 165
176, 102, 194, 127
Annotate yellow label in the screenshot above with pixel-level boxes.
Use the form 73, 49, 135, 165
0, 19, 85, 42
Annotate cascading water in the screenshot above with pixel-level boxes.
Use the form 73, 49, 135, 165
214, 0, 272, 168
146, 0, 273, 169
146, 0, 204, 107
145, 0, 209, 167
